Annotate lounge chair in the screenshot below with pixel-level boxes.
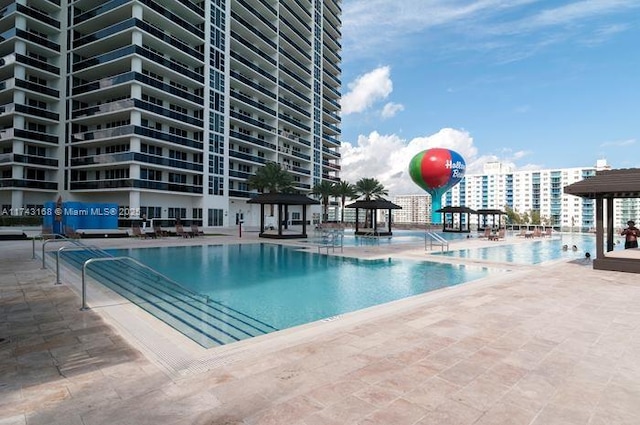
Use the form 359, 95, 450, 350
190, 224, 204, 237
532, 228, 542, 238
515, 228, 526, 237
489, 228, 505, 241
175, 224, 193, 238
153, 225, 167, 238
132, 225, 155, 239
481, 228, 491, 239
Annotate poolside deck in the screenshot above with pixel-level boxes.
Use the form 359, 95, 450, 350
2, 230, 640, 424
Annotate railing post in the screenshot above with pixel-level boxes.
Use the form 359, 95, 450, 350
56, 248, 61, 285
32, 237, 36, 260
81, 260, 90, 311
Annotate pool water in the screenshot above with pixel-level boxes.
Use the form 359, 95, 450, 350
109, 244, 491, 331
309, 229, 469, 246
434, 234, 601, 264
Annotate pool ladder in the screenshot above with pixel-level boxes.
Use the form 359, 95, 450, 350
425, 232, 449, 252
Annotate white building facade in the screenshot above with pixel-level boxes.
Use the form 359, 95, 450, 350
0, 0, 342, 227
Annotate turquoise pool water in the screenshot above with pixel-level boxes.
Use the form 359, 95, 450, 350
309, 229, 469, 246
434, 234, 600, 264
108, 244, 491, 331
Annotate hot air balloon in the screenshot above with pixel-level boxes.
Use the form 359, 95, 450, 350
409, 148, 466, 224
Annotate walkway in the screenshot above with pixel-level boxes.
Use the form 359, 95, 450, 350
1, 233, 640, 424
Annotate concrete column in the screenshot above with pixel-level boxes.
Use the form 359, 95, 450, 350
130, 137, 141, 152
11, 190, 23, 210
129, 191, 141, 210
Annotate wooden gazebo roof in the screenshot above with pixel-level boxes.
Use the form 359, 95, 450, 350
247, 193, 320, 205
345, 199, 402, 210
247, 193, 319, 239
564, 168, 640, 274
435, 206, 477, 233
436, 206, 478, 214
564, 168, 640, 198
345, 199, 402, 236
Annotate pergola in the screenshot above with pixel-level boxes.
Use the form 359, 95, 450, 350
564, 168, 640, 274
345, 199, 402, 236
435, 206, 477, 233
476, 209, 507, 231
247, 193, 319, 239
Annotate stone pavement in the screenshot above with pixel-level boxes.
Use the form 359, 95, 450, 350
2, 234, 640, 425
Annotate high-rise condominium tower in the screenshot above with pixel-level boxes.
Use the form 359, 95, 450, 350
0, 0, 342, 227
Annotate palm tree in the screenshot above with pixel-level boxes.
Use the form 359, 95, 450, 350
247, 162, 295, 216
354, 177, 388, 200
333, 180, 357, 222
354, 178, 388, 228
311, 180, 336, 223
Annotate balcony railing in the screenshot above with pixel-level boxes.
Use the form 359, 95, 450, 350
72, 125, 203, 150
0, 128, 59, 144
70, 152, 203, 172
0, 153, 58, 167
0, 179, 57, 190
70, 179, 203, 194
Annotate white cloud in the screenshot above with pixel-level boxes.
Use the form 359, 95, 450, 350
381, 102, 405, 119
340, 128, 480, 197
600, 138, 636, 147
339, 129, 546, 196
341, 66, 393, 115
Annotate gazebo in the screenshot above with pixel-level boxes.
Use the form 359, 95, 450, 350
345, 199, 402, 236
247, 193, 319, 239
564, 168, 640, 274
435, 206, 477, 233
476, 208, 507, 231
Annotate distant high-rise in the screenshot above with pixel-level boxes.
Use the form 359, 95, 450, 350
0, 0, 342, 227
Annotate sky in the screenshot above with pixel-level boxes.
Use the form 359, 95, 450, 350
338, 0, 640, 196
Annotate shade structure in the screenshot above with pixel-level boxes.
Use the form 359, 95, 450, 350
564, 168, 640, 273
247, 193, 319, 239
435, 206, 477, 233
476, 209, 507, 231
345, 199, 402, 236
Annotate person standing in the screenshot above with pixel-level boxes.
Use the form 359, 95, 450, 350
621, 220, 639, 249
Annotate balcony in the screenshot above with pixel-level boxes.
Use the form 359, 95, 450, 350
70, 152, 203, 172
15, 53, 59, 74
3, 103, 60, 121
70, 179, 203, 194
72, 125, 204, 150
229, 130, 276, 150
0, 179, 57, 190
0, 128, 59, 144
229, 150, 268, 165
0, 153, 58, 167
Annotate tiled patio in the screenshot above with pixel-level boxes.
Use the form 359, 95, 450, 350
1, 233, 640, 425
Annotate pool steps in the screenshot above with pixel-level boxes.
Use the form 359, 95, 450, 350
53, 249, 277, 348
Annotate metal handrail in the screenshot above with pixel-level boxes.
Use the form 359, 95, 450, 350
41, 236, 77, 268
32, 233, 66, 259
425, 232, 449, 252
317, 230, 344, 253
80, 256, 210, 311
56, 245, 103, 285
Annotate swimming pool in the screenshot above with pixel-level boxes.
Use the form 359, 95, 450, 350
309, 229, 468, 246
106, 243, 492, 347
434, 234, 599, 264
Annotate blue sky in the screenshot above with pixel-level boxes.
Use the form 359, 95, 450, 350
338, 0, 640, 195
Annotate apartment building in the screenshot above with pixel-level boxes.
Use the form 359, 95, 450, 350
0, 0, 342, 227
393, 194, 432, 225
